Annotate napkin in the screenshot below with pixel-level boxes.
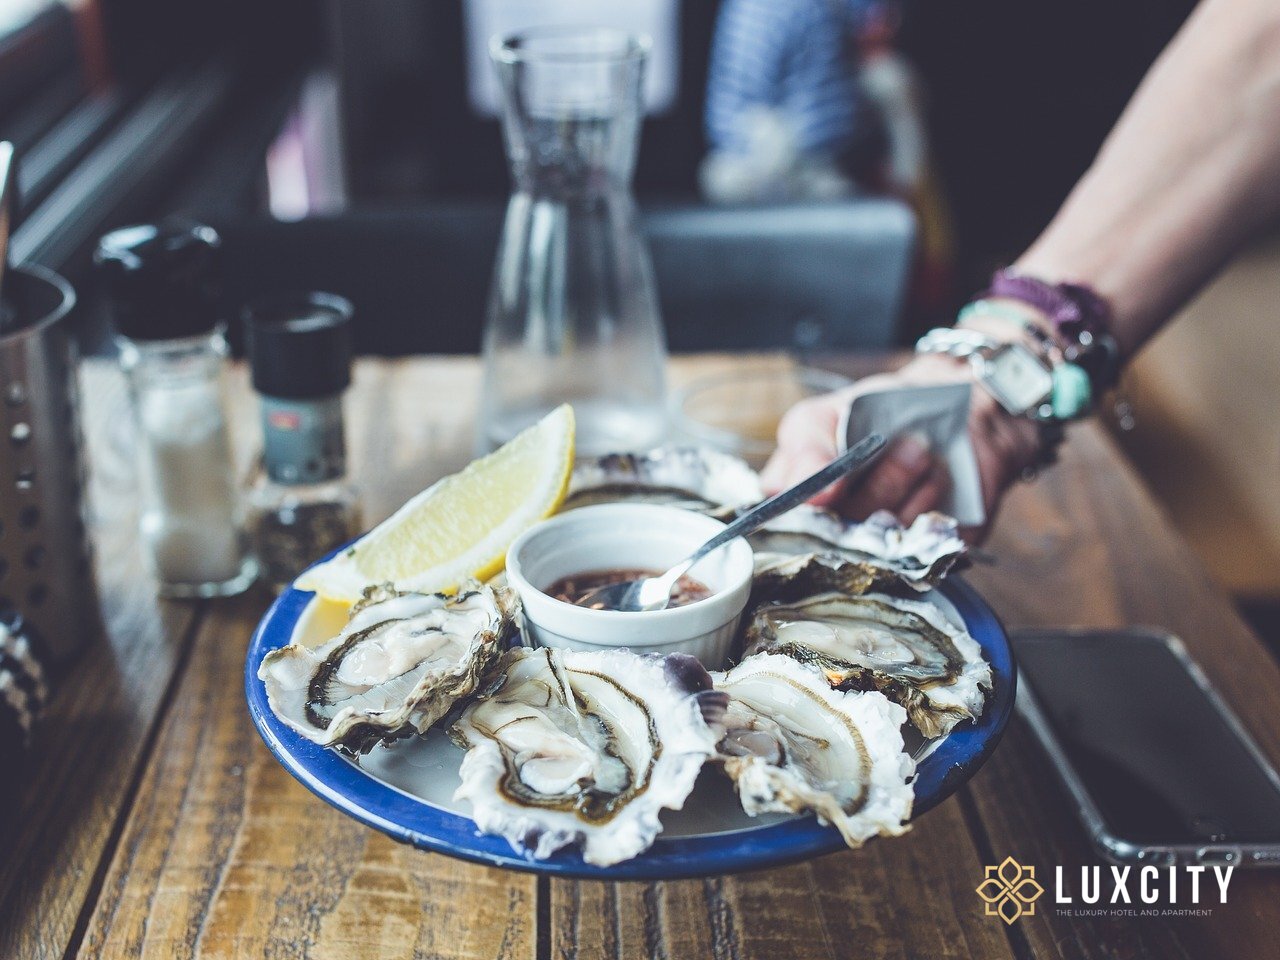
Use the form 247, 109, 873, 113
836, 381, 985, 527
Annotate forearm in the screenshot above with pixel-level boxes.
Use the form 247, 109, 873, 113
1015, 0, 1280, 357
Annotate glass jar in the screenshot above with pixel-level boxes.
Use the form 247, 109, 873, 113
244, 292, 360, 592
671, 365, 854, 469
246, 388, 361, 592
247, 471, 360, 594
477, 27, 668, 456
118, 329, 255, 596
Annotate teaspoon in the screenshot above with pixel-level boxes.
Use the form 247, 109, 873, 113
574, 433, 887, 612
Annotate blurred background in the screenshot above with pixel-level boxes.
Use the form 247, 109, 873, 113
7, 0, 1278, 644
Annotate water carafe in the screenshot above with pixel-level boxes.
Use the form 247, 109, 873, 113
478, 28, 668, 455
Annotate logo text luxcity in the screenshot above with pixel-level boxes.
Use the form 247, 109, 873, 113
978, 857, 1235, 925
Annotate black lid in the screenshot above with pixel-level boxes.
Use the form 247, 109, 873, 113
245, 292, 353, 400
93, 219, 222, 340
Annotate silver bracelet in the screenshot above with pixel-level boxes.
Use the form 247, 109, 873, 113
914, 327, 1003, 361
915, 326, 1067, 480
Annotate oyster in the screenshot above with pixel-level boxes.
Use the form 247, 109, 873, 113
714, 653, 914, 847
750, 507, 967, 599
451, 647, 727, 866
259, 583, 516, 753
563, 447, 762, 517
743, 591, 991, 738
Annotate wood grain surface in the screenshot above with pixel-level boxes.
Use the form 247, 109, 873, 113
77, 592, 535, 960
549, 800, 1012, 960
968, 425, 1280, 960
3, 354, 1277, 960
0, 367, 201, 960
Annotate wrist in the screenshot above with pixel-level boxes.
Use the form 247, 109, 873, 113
989, 269, 1112, 342
898, 350, 970, 382
917, 317, 1093, 423
972, 270, 1124, 403
900, 350, 1060, 483
956, 298, 1059, 351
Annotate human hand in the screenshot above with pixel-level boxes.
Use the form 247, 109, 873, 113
759, 355, 1044, 542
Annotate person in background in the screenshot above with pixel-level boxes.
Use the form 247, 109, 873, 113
762, 0, 1280, 540
700, 0, 881, 203
702, 0, 956, 318
853, 1, 956, 319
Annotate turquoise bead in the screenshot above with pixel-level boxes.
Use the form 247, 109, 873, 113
1051, 363, 1092, 419
957, 300, 1034, 328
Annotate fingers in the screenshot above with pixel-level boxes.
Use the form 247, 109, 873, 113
897, 457, 951, 523
764, 388, 950, 511
759, 445, 812, 495
765, 402, 951, 520
760, 390, 853, 500
957, 390, 1043, 544
837, 434, 937, 519
762, 446, 853, 508
968, 391, 1041, 511
761, 361, 1052, 547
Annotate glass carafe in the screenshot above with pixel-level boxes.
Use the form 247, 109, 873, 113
478, 28, 668, 456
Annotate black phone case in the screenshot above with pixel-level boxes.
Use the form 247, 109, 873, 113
1014, 626, 1280, 868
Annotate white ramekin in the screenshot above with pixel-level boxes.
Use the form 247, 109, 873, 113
505, 503, 755, 668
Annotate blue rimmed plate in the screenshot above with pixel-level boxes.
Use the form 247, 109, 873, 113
245, 570, 1015, 880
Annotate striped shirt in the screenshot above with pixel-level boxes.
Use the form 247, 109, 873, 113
705, 0, 872, 155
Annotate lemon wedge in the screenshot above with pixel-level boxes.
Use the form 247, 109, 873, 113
296, 404, 575, 602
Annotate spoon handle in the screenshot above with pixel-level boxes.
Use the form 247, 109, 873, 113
681, 432, 887, 570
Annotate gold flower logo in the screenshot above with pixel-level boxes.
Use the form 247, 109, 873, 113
976, 856, 1045, 925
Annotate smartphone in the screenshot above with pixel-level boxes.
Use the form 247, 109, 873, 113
1015, 627, 1280, 867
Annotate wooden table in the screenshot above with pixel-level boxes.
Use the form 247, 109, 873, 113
4, 353, 1279, 960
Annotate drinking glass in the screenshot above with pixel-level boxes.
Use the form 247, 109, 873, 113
477, 27, 668, 456
672, 366, 853, 469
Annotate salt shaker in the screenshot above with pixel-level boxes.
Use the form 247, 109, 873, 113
244, 292, 360, 592
95, 221, 255, 598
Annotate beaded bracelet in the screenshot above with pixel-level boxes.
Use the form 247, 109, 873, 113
987, 270, 1122, 394
952, 301, 1093, 420
914, 327, 1066, 478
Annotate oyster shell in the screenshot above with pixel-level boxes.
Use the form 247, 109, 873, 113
714, 653, 914, 846
563, 447, 762, 517
743, 591, 991, 738
451, 647, 727, 866
750, 507, 966, 599
258, 583, 516, 753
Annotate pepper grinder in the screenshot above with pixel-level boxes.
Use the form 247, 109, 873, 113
244, 292, 360, 592
95, 221, 256, 598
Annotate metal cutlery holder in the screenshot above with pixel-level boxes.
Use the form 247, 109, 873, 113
0, 265, 99, 667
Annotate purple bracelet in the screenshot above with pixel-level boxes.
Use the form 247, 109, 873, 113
988, 269, 1110, 342
987, 268, 1122, 390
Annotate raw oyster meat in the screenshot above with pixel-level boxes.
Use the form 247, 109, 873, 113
750, 507, 966, 599
714, 653, 914, 846
259, 583, 516, 753
451, 647, 727, 866
743, 592, 991, 738
563, 447, 762, 517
